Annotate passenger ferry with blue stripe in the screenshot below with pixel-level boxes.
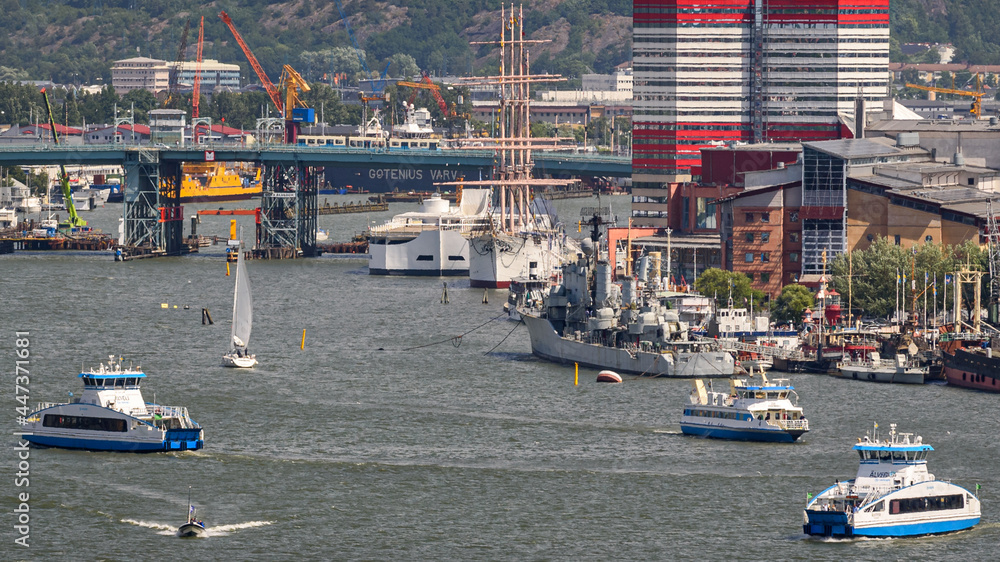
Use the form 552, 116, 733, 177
22, 356, 203, 453
680, 373, 809, 442
804, 423, 980, 537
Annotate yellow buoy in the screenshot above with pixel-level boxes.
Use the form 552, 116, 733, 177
301, 329, 306, 350
575, 362, 578, 386
226, 261, 230, 276
161, 303, 168, 309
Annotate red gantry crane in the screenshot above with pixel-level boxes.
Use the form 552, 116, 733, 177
192, 16, 204, 119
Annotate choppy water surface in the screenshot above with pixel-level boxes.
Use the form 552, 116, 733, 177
1, 196, 997, 559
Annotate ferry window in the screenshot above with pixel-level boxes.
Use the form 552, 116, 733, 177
890, 494, 963, 514
115, 378, 125, 387
865, 501, 884, 512
892, 451, 905, 461
448, 255, 465, 261
880, 451, 892, 461
416, 255, 434, 261
43, 414, 127, 432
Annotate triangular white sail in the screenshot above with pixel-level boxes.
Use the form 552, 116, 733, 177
229, 246, 253, 352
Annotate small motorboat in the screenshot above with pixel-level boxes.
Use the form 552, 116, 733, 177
177, 487, 207, 538
596, 370, 623, 383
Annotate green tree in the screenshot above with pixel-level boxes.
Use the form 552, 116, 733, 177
531, 121, 555, 139
770, 284, 815, 327
829, 237, 991, 322
695, 268, 765, 310
121, 89, 158, 124
386, 54, 419, 80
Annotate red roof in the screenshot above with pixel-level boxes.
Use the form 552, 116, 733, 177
117, 124, 151, 135
25, 123, 83, 135
195, 123, 246, 136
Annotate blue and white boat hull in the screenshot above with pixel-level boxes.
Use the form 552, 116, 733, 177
680, 421, 805, 443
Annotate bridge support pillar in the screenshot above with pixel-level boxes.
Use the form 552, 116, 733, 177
122, 151, 185, 256
254, 162, 318, 259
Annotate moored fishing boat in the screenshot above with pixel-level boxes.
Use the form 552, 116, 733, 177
681, 372, 809, 442
21, 355, 204, 452
836, 352, 927, 384
803, 423, 981, 537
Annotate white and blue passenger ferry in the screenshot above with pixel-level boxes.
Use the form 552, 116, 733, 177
22, 356, 203, 452
680, 374, 809, 442
804, 423, 981, 537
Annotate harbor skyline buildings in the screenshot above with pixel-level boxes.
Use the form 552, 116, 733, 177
632, 0, 891, 229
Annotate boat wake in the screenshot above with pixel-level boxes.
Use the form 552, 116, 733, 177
208, 520, 274, 535
121, 518, 177, 535
122, 517, 274, 536
651, 429, 684, 436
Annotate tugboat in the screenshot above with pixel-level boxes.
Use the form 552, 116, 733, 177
804, 423, 981, 537
681, 371, 809, 442
21, 355, 204, 452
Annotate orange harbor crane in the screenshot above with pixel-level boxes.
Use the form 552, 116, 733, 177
219, 11, 312, 143
219, 11, 284, 116
397, 74, 451, 117
192, 15, 205, 144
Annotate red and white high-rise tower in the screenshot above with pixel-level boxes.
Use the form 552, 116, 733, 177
631, 0, 890, 228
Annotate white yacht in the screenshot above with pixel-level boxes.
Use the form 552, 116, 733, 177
367, 188, 493, 276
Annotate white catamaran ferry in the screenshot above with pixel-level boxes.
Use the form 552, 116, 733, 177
681, 373, 809, 442
22, 356, 204, 452
803, 423, 981, 537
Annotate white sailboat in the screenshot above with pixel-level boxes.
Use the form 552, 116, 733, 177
222, 238, 257, 368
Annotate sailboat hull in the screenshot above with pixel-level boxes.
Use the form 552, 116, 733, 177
221, 353, 257, 368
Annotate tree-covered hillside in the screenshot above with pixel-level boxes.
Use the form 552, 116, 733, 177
890, 0, 1000, 64
1, 1, 996, 86
0, 0, 632, 86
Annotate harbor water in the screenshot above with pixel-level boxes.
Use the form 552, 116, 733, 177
2, 196, 997, 559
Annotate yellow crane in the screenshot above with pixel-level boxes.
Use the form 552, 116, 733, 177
906, 74, 985, 118
279, 64, 311, 121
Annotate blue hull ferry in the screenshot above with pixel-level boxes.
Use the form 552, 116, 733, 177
23, 355, 203, 453
804, 423, 980, 537
681, 373, 809, 442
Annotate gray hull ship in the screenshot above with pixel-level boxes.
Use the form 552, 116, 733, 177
518, 241, 735, 378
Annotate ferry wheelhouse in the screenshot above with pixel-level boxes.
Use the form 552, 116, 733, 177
22, 356, 203, 452
804, 423, 980, 537
681, 374, 809, 442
